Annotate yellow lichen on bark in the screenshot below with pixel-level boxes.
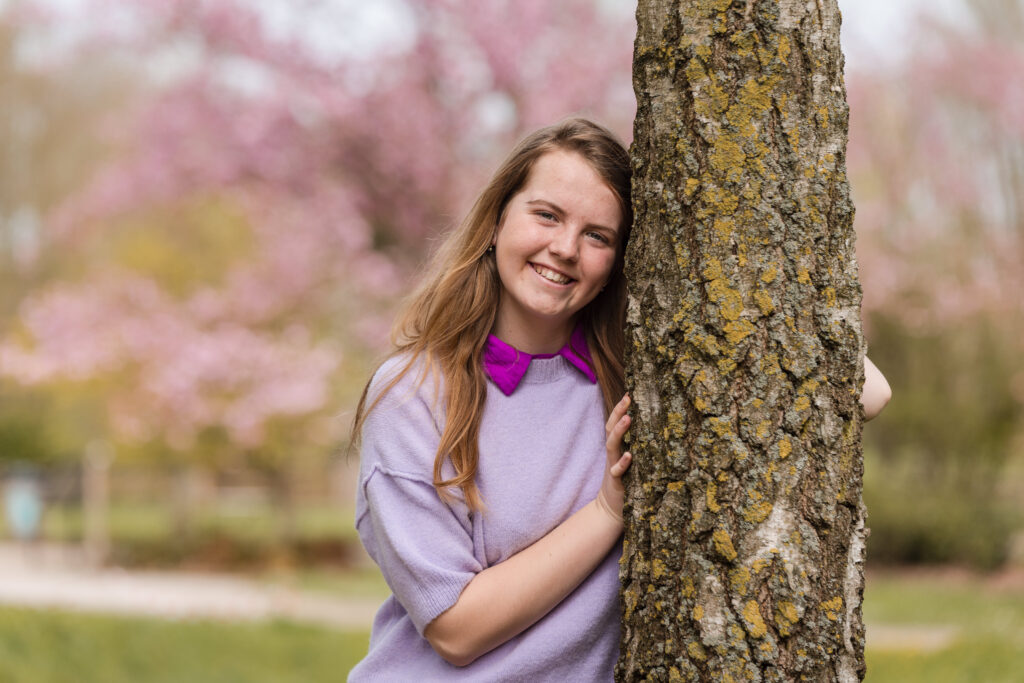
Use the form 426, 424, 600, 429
724, 319, 755, 344
743, 500, 773, 524
742, 601, 767, 638
730, 566, 751, 594
777, 35, 791, 64
820, 596, 843, 621
705, 279, 744, 322
775, 601, 800, 636
707, 481, 721, 512
713, 529, 738, 561
709, 416, 733, 437
754, 289, 775, 315
652, 558, 668, 579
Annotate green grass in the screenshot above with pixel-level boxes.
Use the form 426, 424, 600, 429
864, 571, 1024, 682
0, 608, 369, 683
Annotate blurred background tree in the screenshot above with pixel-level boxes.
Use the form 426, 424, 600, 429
849, 0, 1024, 567
0, 0, 635, 554
0, 0, 1021, 569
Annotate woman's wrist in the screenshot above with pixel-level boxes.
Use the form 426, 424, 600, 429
593, 493, 624, 528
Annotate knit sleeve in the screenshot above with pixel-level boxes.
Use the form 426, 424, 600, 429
354, 358, 481, 635
359, 467, 481, 634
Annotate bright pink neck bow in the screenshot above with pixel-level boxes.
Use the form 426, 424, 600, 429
482, 324, 597, 396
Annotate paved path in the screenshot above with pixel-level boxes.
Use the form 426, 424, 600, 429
0, 543, 380, 630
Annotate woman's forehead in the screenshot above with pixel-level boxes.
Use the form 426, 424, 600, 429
518, 151, 622, 226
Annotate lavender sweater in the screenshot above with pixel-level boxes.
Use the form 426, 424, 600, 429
348, 354, 621, 682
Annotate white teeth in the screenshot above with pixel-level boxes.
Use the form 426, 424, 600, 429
533, 264, 571, 284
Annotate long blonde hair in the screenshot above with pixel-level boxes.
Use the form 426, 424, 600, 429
351, 117, 632, 511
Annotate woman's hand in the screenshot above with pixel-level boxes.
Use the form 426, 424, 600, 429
596, 393, 632, 524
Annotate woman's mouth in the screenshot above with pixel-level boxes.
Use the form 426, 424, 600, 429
531, 263, 573, 285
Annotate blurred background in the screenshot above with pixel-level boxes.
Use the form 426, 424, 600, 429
0, 0, 1021, 680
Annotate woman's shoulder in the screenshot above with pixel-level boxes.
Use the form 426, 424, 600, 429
366, 352, 444, 410
359, 352, 445, 477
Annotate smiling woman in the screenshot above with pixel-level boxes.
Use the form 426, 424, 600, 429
347, 118, 635, 681
492, 150, 623, 353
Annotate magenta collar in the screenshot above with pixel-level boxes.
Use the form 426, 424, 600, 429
483, 324, 597, 396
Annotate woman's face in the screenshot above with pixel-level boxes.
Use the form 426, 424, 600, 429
492, 150, 622, 351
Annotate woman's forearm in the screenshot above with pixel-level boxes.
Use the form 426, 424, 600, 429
861, 355, 892, 421
423, 499, 622, 667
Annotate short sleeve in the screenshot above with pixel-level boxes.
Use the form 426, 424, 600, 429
358, 467, 481, 634
354, 356, 481, 635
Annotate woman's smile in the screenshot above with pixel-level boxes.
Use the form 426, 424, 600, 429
529, 262, 574, 286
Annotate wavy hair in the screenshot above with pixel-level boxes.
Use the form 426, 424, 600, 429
351, 117, 632, 511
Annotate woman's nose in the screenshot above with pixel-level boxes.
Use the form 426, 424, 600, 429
548, 226, 579, 261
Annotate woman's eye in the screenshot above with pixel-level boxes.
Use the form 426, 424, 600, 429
537, 211, 556, 221
588, 231, 611, 245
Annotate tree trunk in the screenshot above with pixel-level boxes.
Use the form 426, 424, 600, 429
618, 1, 866, 681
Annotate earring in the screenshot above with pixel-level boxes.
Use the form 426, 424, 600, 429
486, 245, 495, 254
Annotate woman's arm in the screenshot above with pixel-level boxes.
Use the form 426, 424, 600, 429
424, 395, 633, 667
861, 355, 892, 421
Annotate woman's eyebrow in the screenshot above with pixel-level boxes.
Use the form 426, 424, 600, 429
525, 199, 619, 235
525, 198, 564, 214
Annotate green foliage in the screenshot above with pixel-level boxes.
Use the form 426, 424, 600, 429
864, 450, 1017, 569
863, 315, 1022, 568
29, 501, 361, 571
0, 382, 112, 465
0, 608, 368, 683
0, 386, 59, 464
866, 315, 1020, 476
0, 414, 53, 465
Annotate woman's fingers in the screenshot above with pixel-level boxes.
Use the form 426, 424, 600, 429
606, 413, 631, 451
605, 393, 630, 436
609, 452, 632, 478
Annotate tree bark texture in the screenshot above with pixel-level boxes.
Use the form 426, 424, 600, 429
619, 1, 865, 681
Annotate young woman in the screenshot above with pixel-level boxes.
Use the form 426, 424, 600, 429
348, 118, 890, 681
349, 118, 633, 681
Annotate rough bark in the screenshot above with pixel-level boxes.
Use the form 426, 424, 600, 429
618, 1, 865, 681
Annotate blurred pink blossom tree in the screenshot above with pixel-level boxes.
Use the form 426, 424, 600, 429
0, 0, 634, 460
3, 0, 1023, 490
848, 13, 1024, 332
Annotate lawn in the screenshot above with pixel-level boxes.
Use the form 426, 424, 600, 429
864, 570, 1024, 683
0, 569, 1020, 681
0, 608, 369, 683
